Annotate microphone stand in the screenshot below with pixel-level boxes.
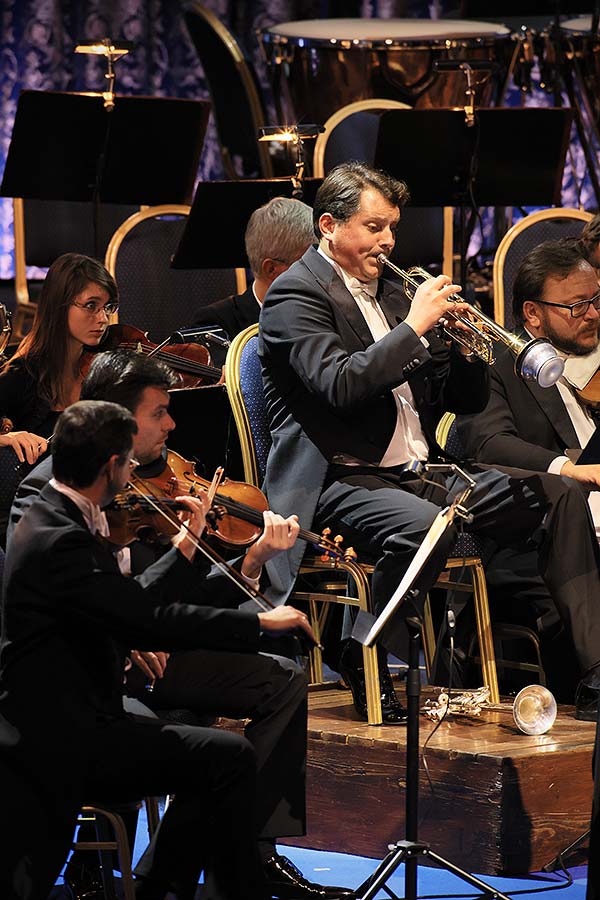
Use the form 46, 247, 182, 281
352, 465, 512, 900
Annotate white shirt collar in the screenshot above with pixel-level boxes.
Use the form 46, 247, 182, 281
317, 246, 378, 299
50, 478, 110, 538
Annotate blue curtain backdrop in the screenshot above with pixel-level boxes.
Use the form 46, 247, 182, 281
0, 0, 593, 278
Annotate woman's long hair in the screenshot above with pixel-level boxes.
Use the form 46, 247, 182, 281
7, 253, 118, 409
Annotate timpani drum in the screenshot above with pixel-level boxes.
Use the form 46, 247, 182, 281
260, 19, 514, 125
560, 16, 600, 126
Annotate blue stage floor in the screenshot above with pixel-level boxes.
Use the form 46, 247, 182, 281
53, 810, 588, 900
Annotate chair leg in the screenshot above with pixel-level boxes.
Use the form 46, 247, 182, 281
308, 597, 324, 684
471, 561, 500, 704
345, 561, 383, 726
421, 594, 436, 679
144, 796, 161, 838
82, 806, 137, 900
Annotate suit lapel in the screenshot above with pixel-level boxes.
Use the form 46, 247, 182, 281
303, 248, 375, 348
526, 381, 581, 449
378, 278, 411, 330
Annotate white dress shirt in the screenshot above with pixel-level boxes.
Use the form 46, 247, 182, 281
318, 247, 429, 466
50, 478, 132, 575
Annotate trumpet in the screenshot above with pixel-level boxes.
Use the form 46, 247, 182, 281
423, 684, 557, 735
377, 255, 564, 389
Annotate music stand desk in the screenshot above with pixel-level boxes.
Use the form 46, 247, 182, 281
1, 89, 210, 205
172, 177, 323, 269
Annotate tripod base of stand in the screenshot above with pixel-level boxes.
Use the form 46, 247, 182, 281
356, 839, 513, 900
542, 828, 589, 873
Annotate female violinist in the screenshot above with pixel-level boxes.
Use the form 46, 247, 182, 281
0, 252, 117, 464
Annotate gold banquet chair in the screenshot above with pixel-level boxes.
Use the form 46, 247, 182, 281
493, 207, 592, 329
104, 205, 247, 341
224, 324, 383, 725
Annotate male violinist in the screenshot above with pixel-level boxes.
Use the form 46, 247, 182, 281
9, 350, 355, 900
457, 239, 600, 713
258, 161, 600, 723
0, 399, 319, 900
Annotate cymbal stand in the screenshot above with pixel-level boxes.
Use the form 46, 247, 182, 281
545, 9, 600, 208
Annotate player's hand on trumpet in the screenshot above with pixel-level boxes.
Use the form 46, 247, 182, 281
404, 274, 470, 337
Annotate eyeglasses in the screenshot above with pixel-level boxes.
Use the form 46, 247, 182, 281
535, 293, 600, 318
128, 457, 139, 470
71, 299, 120, 316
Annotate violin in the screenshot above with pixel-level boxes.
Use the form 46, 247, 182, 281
106, 469, 325, 652
576, 370, 600, 410
106, 448, 356, 562
85, 323, 223, 388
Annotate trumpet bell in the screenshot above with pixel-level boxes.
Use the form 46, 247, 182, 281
515, 338, 565, 389
512, 684, 557, 735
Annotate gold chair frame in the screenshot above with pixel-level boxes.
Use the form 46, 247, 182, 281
431, 412, 501, 703
493, 207, 593, 327
104, 205, 247, 317
183, 2, 273, 179
224, 324, 383, 725
73, 800, 156, 900
312, 98, 454, 278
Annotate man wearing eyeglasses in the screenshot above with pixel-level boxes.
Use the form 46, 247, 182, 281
457, 239, 600, 716
458, 239, 600, 503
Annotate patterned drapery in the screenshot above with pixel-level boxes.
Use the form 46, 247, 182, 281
0, 0, 594, 278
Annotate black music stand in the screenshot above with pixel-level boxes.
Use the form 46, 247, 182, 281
1, 89, 210, 257
351, 464, 512, 900
171, 177, 322, 270
374, 107, 573, 285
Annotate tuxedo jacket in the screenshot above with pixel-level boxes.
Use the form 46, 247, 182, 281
259, 246, 490, 602
456, 342, 581, 471
193, 286, 260, 340
0, 484, 260, 749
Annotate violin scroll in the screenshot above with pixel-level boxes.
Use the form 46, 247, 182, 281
316, 527, 359, 564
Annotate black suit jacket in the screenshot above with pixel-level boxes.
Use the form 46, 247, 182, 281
193, 286, 260, 340
0, 485, 260, 746
456, 342, 580, 470
259, 246, 490, 601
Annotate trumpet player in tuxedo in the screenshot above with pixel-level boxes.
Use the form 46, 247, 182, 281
259, 160, 600, 723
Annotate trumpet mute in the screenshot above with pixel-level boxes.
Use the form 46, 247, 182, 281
515, 339, 565, 389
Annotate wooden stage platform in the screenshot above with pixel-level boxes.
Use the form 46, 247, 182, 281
282, 682, 596, 876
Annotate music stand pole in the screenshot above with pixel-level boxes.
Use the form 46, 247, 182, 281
352, 467, 513, 900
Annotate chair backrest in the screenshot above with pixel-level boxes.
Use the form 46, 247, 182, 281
313, 98, 452, 275
105, 205, 247, 342
0, 448, 29, 546
183, 1, 272, 178
224, 323, 271, 487
493, 208, 593, 329
12, 198, 139, 341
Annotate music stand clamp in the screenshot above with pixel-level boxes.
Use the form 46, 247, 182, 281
352, 464, 512, 900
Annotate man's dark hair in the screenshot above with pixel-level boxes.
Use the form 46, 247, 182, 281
81, 349, 179, 412
512, 239, 589, 326
313, 161, 410, 238
580, 213, 600, 260
52, 400, 137, 488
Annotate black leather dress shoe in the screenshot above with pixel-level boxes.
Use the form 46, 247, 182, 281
263, 853, 355, 899
339, 645, 408, 725
575, 679, 600, 721
63, 857, 104, 899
